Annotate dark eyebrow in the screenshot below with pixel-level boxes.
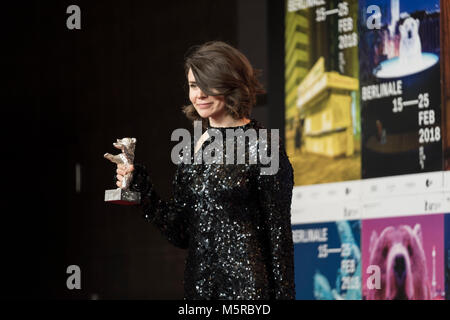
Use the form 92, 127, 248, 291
188, 81, 197, 84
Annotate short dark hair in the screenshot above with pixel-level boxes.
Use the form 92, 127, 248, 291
182, 41, 265, 127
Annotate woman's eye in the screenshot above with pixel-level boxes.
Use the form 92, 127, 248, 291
189, 84, 197, 89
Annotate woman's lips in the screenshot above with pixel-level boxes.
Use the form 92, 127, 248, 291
197, 103, 213, 109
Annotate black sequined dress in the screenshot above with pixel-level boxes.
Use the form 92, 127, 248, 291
131, 119, 295, 299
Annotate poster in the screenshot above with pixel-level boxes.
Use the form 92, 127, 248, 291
443, 1, 450, 171
358, 0, 442, 178
285, 0, 361, 186
362, 214, 445, 300
446, 214, 450, 300
292, 220, 362, 300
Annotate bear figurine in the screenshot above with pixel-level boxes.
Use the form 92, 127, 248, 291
104, 137, 136, 190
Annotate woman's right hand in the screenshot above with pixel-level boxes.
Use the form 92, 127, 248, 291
116, 164, 135, 188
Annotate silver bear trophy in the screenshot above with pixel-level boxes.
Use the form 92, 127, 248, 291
104, 137, 140, 205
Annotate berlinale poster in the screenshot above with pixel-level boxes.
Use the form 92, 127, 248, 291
445, 214, 450, 300
362, 214, 445, 300
292, 220, 362, 300
358, 0, 442, 178
285, 0, 361, 186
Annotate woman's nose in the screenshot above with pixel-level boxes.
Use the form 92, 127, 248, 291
197, 88, 207, 98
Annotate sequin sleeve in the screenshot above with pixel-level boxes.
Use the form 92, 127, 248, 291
255, 138, 296, 300
130, 163, 190, 249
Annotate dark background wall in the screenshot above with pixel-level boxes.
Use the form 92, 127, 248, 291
2, 0, 285, 299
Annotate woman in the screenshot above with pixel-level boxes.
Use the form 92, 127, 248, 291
115, 41, 295, 299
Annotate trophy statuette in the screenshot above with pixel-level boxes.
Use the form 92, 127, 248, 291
104, 137, 141, 205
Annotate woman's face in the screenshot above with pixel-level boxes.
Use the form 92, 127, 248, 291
188, 68, 226, 119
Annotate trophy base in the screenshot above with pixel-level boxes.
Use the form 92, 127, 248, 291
105, 188, 140, 205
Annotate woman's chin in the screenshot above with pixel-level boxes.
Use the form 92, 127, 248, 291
196, 109, 212, 119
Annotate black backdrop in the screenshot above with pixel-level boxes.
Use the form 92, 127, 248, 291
2, 0, 285, 299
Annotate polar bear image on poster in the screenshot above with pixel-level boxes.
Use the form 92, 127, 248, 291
398, 17, 422, 66
369, 0, 440, 79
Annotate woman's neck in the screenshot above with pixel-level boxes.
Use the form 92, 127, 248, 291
208, 113, 250, 128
